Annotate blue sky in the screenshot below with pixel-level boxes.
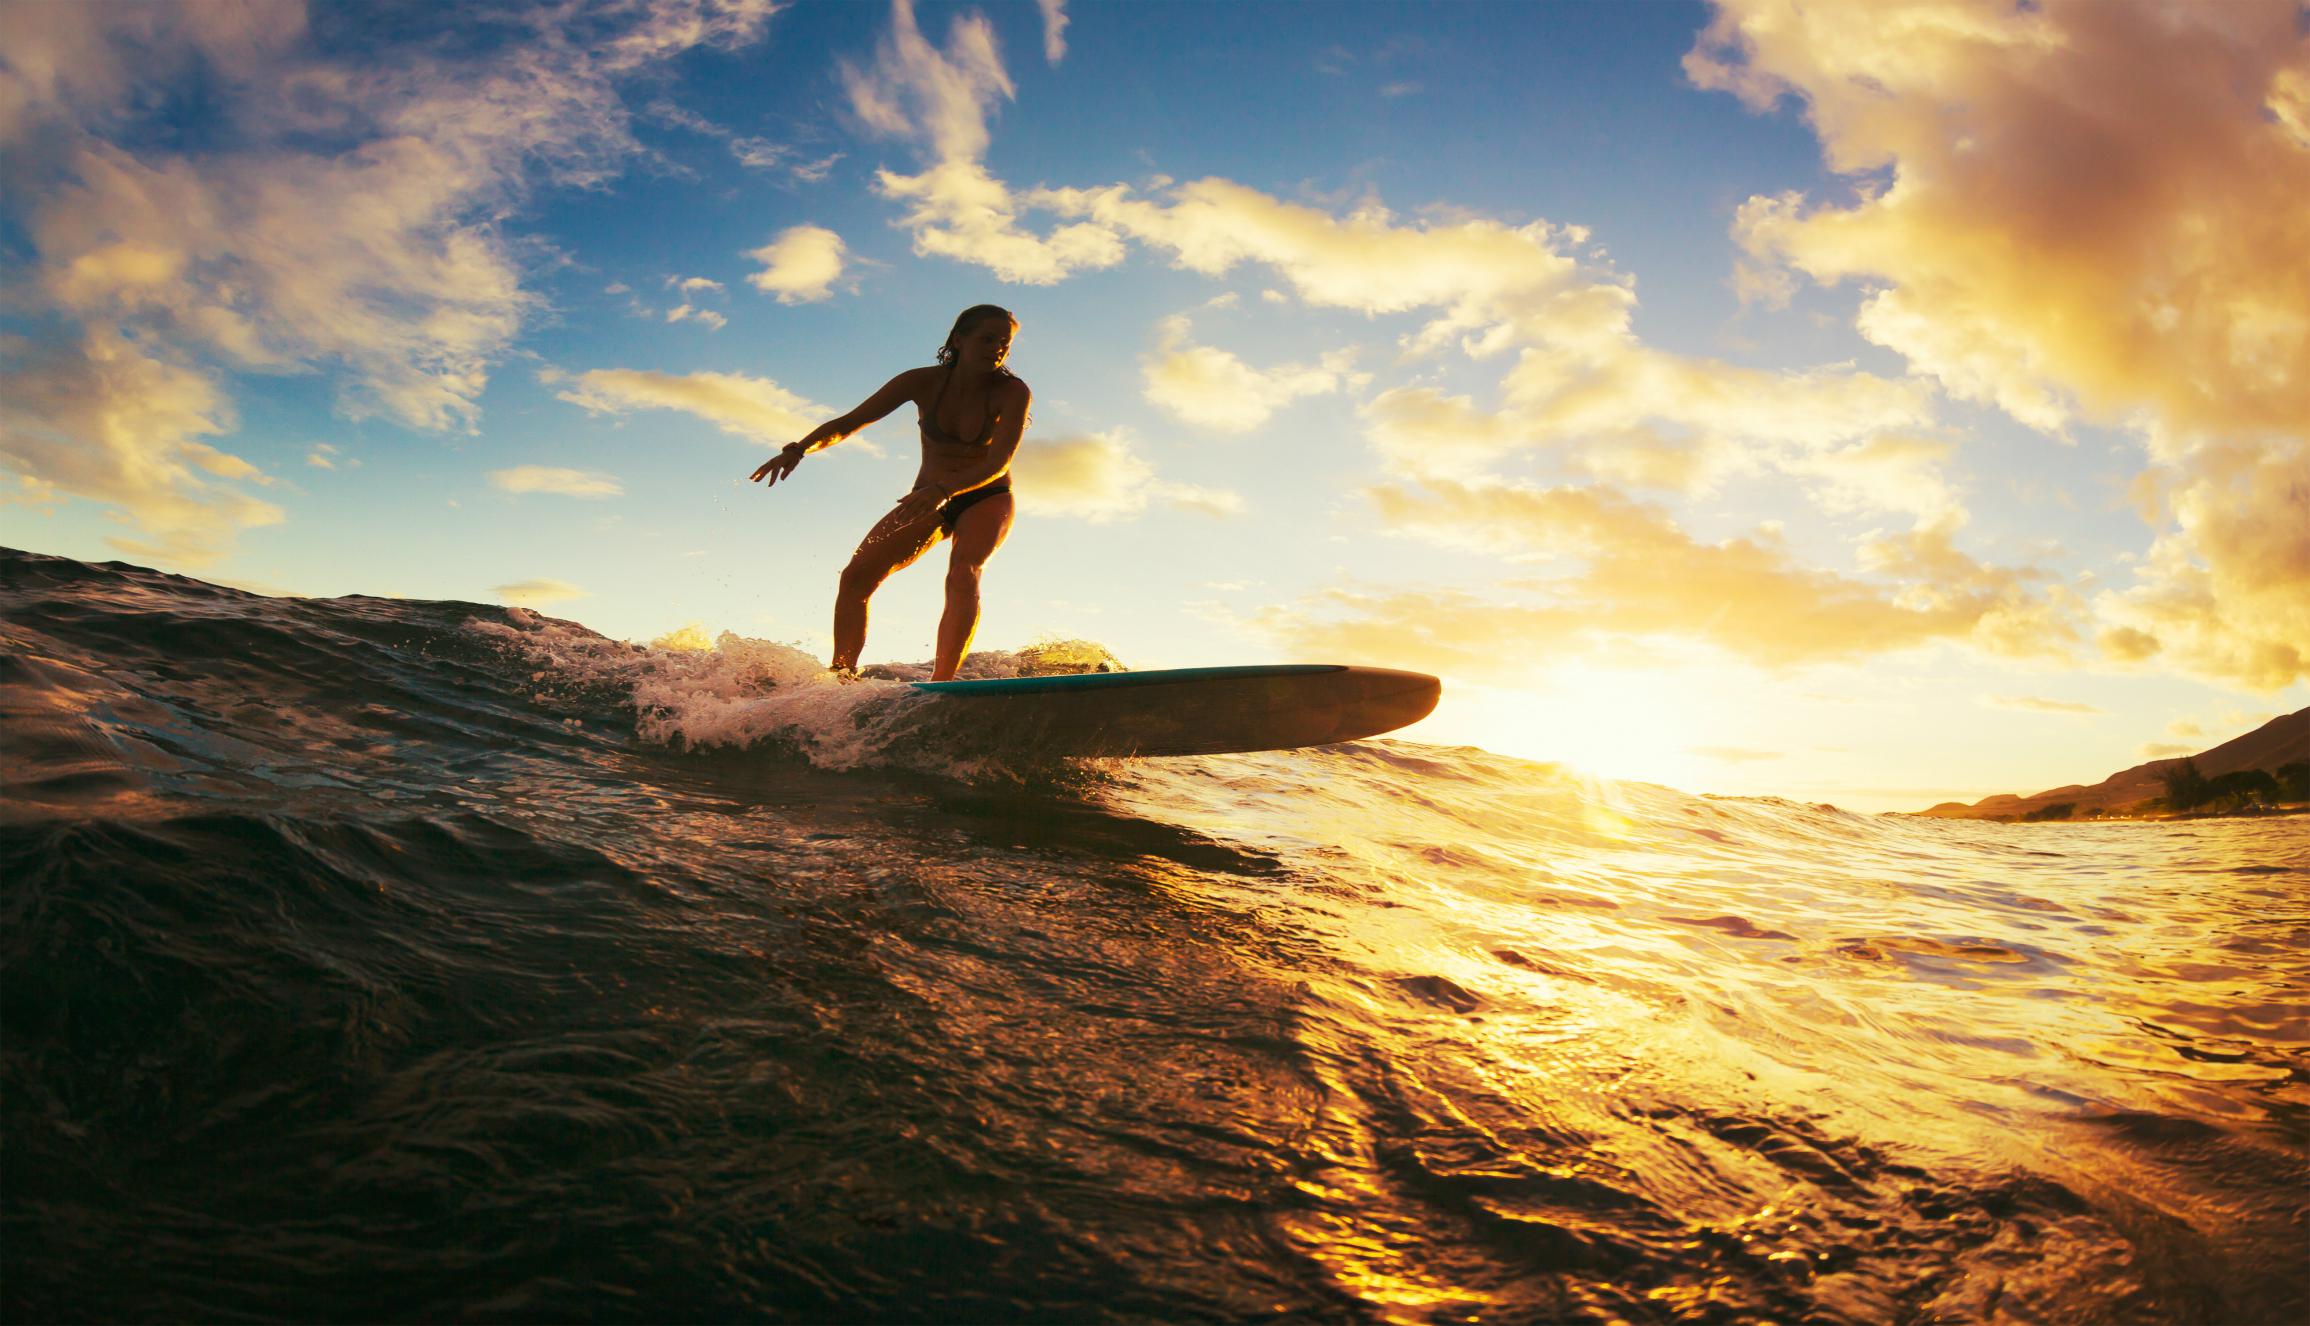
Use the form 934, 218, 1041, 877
4, 0, 2306, 809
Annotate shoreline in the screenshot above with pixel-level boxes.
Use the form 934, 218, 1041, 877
1953, 803, 2310, 825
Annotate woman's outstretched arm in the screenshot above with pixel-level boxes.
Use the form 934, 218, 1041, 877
749, 368, 924, 487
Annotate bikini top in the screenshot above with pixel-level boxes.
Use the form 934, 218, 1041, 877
919, 363, 996, 447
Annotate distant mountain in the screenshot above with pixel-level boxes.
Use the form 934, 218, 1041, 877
1919, 706, 2309, 819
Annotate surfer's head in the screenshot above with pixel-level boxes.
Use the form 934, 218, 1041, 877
939, 305, 1017, 374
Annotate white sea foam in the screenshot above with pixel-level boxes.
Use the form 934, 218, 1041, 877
471, 614, 1127, 774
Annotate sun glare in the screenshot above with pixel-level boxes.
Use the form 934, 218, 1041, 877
1413, 664, 1720, 792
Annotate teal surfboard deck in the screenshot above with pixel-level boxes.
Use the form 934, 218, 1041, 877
909, 663, 1441, 757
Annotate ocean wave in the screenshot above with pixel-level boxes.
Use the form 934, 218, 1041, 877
6, 547, 2307, 1323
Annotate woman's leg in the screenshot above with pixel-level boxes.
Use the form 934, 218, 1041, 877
833, 506, 942, 672
933, 491, 1015, 681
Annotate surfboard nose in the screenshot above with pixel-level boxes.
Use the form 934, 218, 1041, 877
1329, 667, 1441, 744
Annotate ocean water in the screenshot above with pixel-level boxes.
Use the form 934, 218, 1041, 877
4, 546, 2306, 1324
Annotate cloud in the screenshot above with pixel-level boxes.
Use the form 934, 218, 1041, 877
670, 276, 724, 294
1361, 352, 1943, 513
2166, 719, 2203, 739
1987, 696, 2102, 716
787, 152, 842, 183
880, 159, 1128, 283
0, 0, 779, 565
1787, 433, 1958, 524
0, 326, 282, 565
1140, 315, 1343, 433
0, 2, 308, 145
306, 443, 340, 470
840, 0, 1122, 283
841, 0, 1012, 163
731, 136, 786, 168
1009, 432, 1242, 521
666, 303, 728, 330
745, 224, 848, 303
2091, 435, 2310, 690
658, 99, 844, 185
1336, 478, 2068, 671
1694, 0, 2310, 441
488, 465, 624, 499
2138, 742, 2195, 761
840, 0, 1970, 556
1692, 0, 2310, 687
1357, 387, 1530, 482
849, 5, 1628, 314
553, 367, 839, 446
1042, 177, 1615, 348
1036, 0, 1069, 65
641, 98, 725, 137
495, 578, 590, 608
731, 136, 843, 182
861, 83, 1960, 515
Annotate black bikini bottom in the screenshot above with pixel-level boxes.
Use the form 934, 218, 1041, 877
938, 478, 1012, 535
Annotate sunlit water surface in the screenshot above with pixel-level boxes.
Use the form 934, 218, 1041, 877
5, 549, 2305, 1323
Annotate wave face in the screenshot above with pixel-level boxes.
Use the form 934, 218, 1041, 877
6, 547, 2307, 1323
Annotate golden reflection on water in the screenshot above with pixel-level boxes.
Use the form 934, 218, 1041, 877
1121, 751, 2310, 1321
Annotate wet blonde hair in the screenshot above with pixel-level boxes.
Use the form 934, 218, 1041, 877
936, 304, 1018, 368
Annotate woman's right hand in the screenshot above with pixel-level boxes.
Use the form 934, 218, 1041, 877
891, 482, 950, 523
750, 444, 806, 486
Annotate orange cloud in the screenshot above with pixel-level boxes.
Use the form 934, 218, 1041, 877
1692, 0, 2310, 687
0, 0, 779, 566
1696, 0, 2310, 440
2094, 434, 2310, 689
1009, 432, 1242, 521
877, 159, 1127, 285
746, 224, 848, 304
1140, 316, 1345, 433
840, 0, 1122, 283
840, 0, 1010, 162
553, 367, 840, 448
488, 466, 623, 499
1326, 478, 2069, 675
0, 326, 281, 565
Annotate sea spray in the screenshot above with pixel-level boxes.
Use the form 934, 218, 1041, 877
471, 610, 1132, 775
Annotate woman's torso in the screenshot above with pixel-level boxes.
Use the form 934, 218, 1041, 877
912, 364, 1015, 490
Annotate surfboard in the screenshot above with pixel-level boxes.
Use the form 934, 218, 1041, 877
908, 664, 1441, 757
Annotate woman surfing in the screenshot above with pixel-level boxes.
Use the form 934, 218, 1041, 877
749, 305, 1027, 681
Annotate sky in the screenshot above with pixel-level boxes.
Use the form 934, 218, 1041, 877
2, 0, 2306, 812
